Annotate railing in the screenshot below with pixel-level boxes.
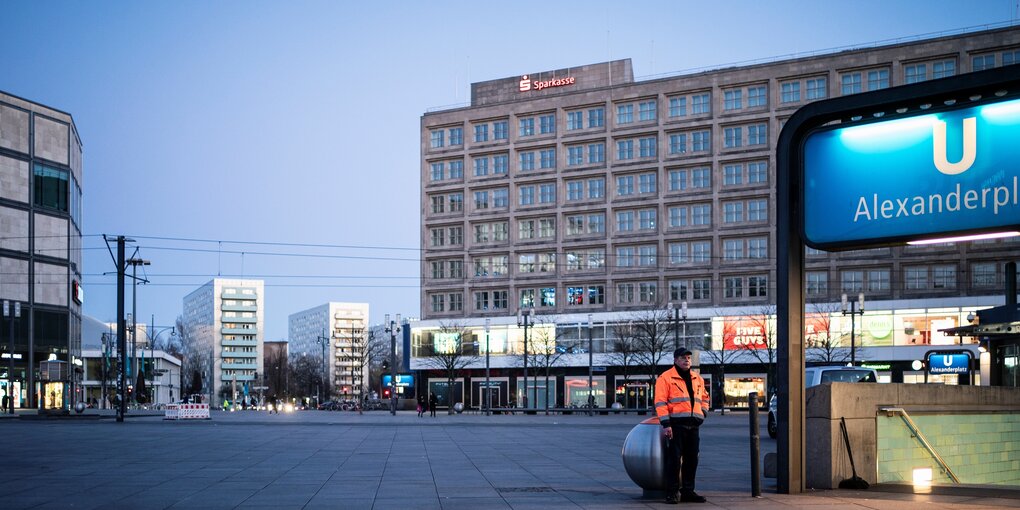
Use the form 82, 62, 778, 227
880, 407, 960, 484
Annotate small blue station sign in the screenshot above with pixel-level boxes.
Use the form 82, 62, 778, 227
926, 352, 971, 375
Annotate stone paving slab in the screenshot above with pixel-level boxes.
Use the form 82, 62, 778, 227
0, 410, 1017, 509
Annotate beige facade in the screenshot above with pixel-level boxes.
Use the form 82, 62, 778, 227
420, 26, 1020, 322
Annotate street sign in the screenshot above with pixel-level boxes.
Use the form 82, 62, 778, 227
927, 352, 971, 375
803, 96, 1020, 249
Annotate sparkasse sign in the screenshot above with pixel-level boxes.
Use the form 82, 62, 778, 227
519, 74, 575, 92
803, 97, 1020, 249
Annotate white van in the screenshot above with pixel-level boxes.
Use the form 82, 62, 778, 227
767, 366, 877, 438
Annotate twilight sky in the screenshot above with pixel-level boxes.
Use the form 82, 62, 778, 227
1, 0, 1015, 341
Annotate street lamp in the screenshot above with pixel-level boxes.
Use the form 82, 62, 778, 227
315, 330, 329, 405
587, 314, 594, 417
484, 318, 491, 416
3, 300, 21, 414
147, 326, 176, 405
667, 301, 688, 351
385, 314, 401, 416
517, 308, 531, 410
841, 293, 865, 365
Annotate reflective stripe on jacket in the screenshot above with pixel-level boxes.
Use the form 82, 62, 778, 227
654, 366, 710, 425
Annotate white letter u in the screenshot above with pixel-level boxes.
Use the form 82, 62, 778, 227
933, 117, 976, 175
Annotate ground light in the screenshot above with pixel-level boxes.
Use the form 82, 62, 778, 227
912, 467, 933, 493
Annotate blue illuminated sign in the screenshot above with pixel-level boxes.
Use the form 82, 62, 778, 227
803, 98, 1020, 248
927, 353, 970, 375
382, 373, 415, 388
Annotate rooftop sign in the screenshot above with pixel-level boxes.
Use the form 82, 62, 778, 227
802, 95, 1020, 249
518, 74, 575, 92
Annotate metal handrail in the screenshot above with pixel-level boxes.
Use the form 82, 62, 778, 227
880, 407, 960, 484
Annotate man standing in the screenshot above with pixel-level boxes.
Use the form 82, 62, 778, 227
655, 348, 709, 504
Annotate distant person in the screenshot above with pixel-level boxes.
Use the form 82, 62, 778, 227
428, 393, 438, 417
417, 394, 425, 418
655, 348, 710, 504
2, 393, 8, 414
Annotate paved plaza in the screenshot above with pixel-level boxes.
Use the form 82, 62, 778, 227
1, 409, 1017, 509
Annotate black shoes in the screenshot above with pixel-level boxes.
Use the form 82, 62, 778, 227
663, 492, 679, 504
680, 490, 707, 503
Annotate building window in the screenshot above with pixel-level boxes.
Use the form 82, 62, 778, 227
724, 89, 742, 110
449, 193, 464, 212
449, 227, 463, 245
669, 243, 689, 264
638, 209, 656, 231
806, 77, 827, 100
494, 121, 508, 140
493, 189, 508, 209
474, 190, 489, 210
748, 237, 767, 259
692, 279, 711, 300
905, 267, 927, 290
692, 93, 710, 114
868, 69, 889, 90
449, 127, 463, 146
520, 288, 535, 307
747, 86, 767, 107
639, 282, 657, 303
617, 104, 634, 124
692, 241, 711, 263
567, 111, 583, 130
519, 117, 535, 137
724, 127, 743, 148
539, 183, 556, 204
540, 148, 556, 169
474, 157, 489, 177
692, 204, 711, 226
616, 211, 634, 232
669, 280, 688, 300
638, 245, 657, 266
430, 294, 445, 312
669, 96, 687, 117
617, 175, 635, 196
724, 164, 743, 186
723, 202, 744, 223
474, 124, 488, 142
669, 206, 687, 227
781, 82, 800, 103
692, 167, 711, 189
588, 107, 605, 128
748, 161, 767, 184
1004, 50, 1020, 66
933, 60, 956, 79
539, 218, 555, 238
639, 137, 657, 158
588, 213, 605, 234
748, 123, 767, 145
638, 173, 656, 194
493, 154, 508, 174
617, 283, 636, 304
519, 152, 535, 171
724, 277, 743, 299
617, 140, 635, 160
566, 216, 584, 236
449, 160, 463, 179
747, 199, 767, 222
749, 276, 768, 298
568, 146, 584, 166
475, 291, 489, 311
841, 73, 862, 95
723, 239, 743, 260
430, 130, 444, 148
567, 181, 583, 201
588, 143, 606, 163
669, 169, 687, 191
449, 293, 463, 312
867, 269, 890, 292
430, 195, 445, 214
692, 130, 710, 152
588, 177, 605, 198
430, 162, 444, 181
669, 133, 687, 154
639, 100, 657, 121
972, 262, 996, 287
933, 265, 957, 289
539, 114, 556, 134
841, 270, 863, 292
616, 246, 635, 267
905, 64, 927, 84
519, 186, 535, 206
806, 272, 828, 296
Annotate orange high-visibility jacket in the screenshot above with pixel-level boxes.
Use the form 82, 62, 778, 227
654, 366, 710, 426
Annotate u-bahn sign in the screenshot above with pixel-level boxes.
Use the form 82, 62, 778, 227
799, 70, 1020, 250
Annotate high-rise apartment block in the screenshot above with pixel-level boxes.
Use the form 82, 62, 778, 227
288, 302, 369, 401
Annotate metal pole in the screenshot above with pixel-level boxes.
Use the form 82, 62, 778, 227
116, 237, 126, 422
387, 314, 399, 416
484, 318, 491, 416
670, 303, 679, 351
587, 314, 593, 417
682, 301, 688, 351
850, 302, 856, 365
749, 391, 761, 497
523, 312, 529, 411
5, 301, 13, 414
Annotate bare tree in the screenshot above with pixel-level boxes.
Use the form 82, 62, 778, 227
175, 316, 207, 399
737, 305, 779, 399
805, 302, 854, 364
265, 347, 289, 399
512, 317, 576, 414
289, 354, 323, 404
700, 313, 743, 415
416, 322, 478, 414
364, 329, 391, 397
607, 322, 641, 389
628, 307, 674, 393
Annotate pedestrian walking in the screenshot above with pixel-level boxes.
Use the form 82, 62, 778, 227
428, 392, 438, 417
2, 393, 8, 414
417, 394, 425, 418
655, 348, 710, 504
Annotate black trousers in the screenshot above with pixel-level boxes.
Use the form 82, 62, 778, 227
664, 423, 700, 494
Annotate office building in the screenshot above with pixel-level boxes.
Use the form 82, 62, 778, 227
288, 302, 368, 401
0, 90, 83, 410
80, 348, 182, 408
182, 279, 264, 407
416, 26, 1020, 408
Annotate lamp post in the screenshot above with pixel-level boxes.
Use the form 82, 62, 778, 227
315, 330, 329, 405
385, 314, 401, 416
126, 256, 150, 404
517, 308, 531, 410
147, 325, 176, 405
587, 314, 594, 417
484, 318, 491, 416
351, 321, 358, 404
841, 293, 865, 365
667, 301, 688, 351
4, 300, 20, 414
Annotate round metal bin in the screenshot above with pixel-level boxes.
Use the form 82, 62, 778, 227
621, 416, 668, 497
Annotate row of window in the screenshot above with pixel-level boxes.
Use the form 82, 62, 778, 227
428, 274, 772, 313
428, 164, 769, 213
806, 263, 1015, 295
428, 199, 769, 248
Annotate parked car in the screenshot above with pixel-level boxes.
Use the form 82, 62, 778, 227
767, 366, 878, 438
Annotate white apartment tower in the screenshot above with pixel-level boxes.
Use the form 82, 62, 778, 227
289, 302, 369, 401
182, 279, 264, 406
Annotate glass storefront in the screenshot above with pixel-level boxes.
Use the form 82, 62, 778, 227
564, 376, 606, 408
470, 378, 508, 409
516, 378, 550, 409
722, 375, 766, 408
427, 378, 464, 407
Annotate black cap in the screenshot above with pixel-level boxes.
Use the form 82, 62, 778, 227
674, 348, 693, 358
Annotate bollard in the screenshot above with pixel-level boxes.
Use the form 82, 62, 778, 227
621, 417, 668, 498
749, 392, 761, 497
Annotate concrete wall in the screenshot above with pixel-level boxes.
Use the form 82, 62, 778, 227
805, 383, 1020, 489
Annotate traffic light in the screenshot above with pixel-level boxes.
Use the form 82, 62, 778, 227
382, 360, 390, 370
383, 389, 390, 398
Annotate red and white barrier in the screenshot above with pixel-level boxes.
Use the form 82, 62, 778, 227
164, 403, 210, 420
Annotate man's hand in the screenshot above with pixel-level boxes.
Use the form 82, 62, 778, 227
663, 426, 673, 439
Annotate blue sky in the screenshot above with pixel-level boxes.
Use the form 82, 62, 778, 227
1, 0, 1015, 341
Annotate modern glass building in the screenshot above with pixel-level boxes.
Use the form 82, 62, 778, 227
182, 279, 264, 407
416, 25, 1020, 409
0, 90, 83, 410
